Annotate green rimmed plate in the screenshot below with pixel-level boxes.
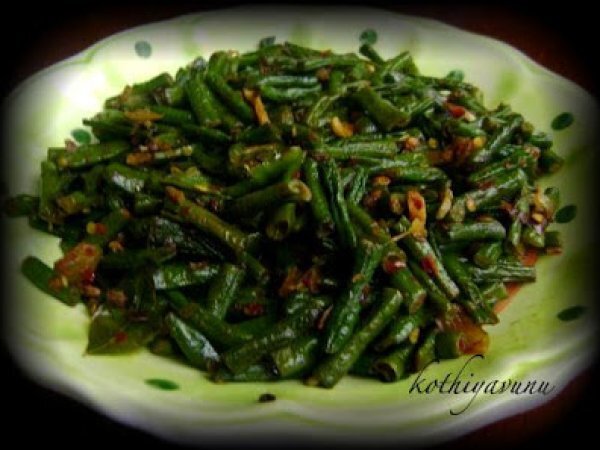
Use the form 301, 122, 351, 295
3, 6, 598, 445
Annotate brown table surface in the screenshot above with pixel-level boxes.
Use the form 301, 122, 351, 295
6, 3, 597, 449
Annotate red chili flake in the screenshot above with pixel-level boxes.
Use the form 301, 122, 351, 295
278, 267, 303, 298
114, 331, 128, 343
94, 223, 108, 235
362, 188, 383, 210
48, 277, 64, 293
351, 273, 365, 283
440, 305, 489, 355
499, 200, 514, 214
107, 289, 128, 308
243, 302, 265, 317
206, 199, 219, 212
84, 245, 97, 256
458, 336, 468, 354
189, 261, 208, 270
505, 282, 520, 297
452, 136, 475, 164
81, 268, 96, 284
446, 102, 466, 118
411, 196, 424, 210
360, 285, 372, 305
382, 254, 406, 275
301, 267, 321, 294
316, 305, 333, 331
520, 248, 538, 267
421, 255, 439, 276
477, 180, 495, 190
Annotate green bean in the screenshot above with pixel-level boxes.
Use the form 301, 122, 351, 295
324, 238, 385, 354
481, 282, 509, 306
131, 72, 173, 95
522, 226, 545, 248
449, 169, 527, 222
374, 307, 430, 352
372, 344, 414, 382
353, 86, 410, 131
265, 203, 297, 241
373, 51, 418, 84
394, 217, 460, 299
435, 331, 465, 359
205, 264, 245, 319
167, 291, 253, 348
100, 247, 175, 270
10, 34, 569, 388
305, 94, 341, 127
257, 75, 319, 88
149, 105, 195, 125
389, 267, 427, 314
222, 297, 324, 373
442, 220, 506, 243
139, 216, 228, 261
442, 252, 498, 325
467, 147, 537, 184
226, 179, 311, 218
303, 157, 334, 236
165, 312, 220, 370
321, 159, 357, 249
349, 353, 378, 377
56, 191, 94, 215
224, 146, 304, 197
133, 193, 162, 215
39, 161, 71, 223
153, 263, 219, 290
538, 148, 564, 174
383, 165, 448, 183
260, 85, 321, 102
346, 167, 368, 205
328, 70, 345, 95
212, 364, 276, 382
544, 230, 562, 252
308, 287, 403, 388
3, 194, 39, 217
185, 73, 221, 127
85, 208, 131, 247
21, 256, 80, 306
408, 261, 450, 313
527, 131, 553, 150
414, 328, 439, 371
56, 141, 130, 170
315, 139, 399, 160
238, 123, 281, 145
104, 163, 162, 194
359, 44, 384, 64
173, 198, 251, 254
205, 72, 254, 123
469, 259, 536, 283
473, 241, 503, 268
469, 114, 524, 166
507, 192, 529, 250
346, 201, 392, 244
269, 336, 319, 378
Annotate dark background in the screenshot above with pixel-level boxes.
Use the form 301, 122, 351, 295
2, 1, 598, 449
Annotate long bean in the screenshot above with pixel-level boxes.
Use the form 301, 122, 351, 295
8, 33, 568, 389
